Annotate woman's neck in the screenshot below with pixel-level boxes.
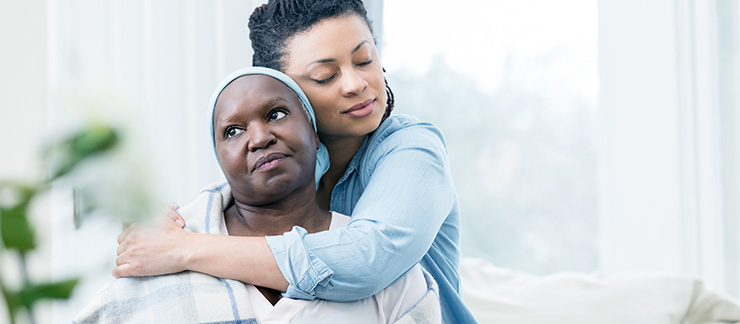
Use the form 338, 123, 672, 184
224, 186, 331, 306
225, 186, 331, 237
316, 134, 366, 209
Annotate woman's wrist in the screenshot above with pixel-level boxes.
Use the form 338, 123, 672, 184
179, 231, 206, 272
174, 234, 288, 290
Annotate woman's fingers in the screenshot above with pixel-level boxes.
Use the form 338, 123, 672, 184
114, 248, 133, 277
164, 202, 185, 228
112, 263, 132, 278
111, 218, 189, 277
168, 209, 185, 228
117, 223, 135, 244
115, 249, 128, 266
116, 240, 126, 256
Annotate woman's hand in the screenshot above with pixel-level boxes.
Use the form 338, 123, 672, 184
164, 202, 186, 228
113, 204, 190, 278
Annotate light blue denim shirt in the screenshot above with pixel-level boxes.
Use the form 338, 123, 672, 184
266, 114, 478, 324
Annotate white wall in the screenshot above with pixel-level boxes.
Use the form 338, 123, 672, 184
0, 1, 53, 323
46, 2, 263, 321
0, 0, 49, 180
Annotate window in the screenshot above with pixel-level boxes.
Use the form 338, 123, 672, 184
382, 0, 599, 274
598, 0, 738, 297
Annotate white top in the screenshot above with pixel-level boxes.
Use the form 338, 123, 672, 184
242, 212, 429, 324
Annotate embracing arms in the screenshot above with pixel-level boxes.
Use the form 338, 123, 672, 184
115, 220, 289, 291
115, 117, 457, 300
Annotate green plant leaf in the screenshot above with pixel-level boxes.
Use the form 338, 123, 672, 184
0, 185, 37, 252
47, 123, 119, 180
18, 278, 79, 308
2, 286, 21, 322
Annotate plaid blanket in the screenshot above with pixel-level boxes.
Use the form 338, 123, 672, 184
73, 182, 440, 323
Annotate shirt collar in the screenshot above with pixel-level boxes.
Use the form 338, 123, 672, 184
339, 135, 370, 182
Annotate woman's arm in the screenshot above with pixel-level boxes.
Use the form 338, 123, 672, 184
267, 118, 456, 300
116, 117, 455, 301
114, 215, 289, 291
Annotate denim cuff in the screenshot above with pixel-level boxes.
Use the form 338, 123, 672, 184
266, 226, 334, 300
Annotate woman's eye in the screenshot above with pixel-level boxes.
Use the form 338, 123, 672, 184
356, 60, 372, 66
225, 127, 244, 138
314, 74, 335, 84
268, 110, 288, 121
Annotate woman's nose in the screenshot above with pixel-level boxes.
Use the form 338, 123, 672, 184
340, 68, 368, 96
246, 123, 277, 152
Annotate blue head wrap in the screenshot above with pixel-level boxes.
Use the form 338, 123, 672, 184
208, 66, 330, 187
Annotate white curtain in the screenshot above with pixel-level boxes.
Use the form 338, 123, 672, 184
717, 0, 740, 298
48, 0, 261, 201
598, 0, 739, 297
49, 1, 263, 320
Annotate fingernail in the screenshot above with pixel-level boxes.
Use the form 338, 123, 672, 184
175, 219, 185, 228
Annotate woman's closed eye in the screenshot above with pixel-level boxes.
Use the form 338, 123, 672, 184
314, 74, 336, 84
313, 60, 371, 84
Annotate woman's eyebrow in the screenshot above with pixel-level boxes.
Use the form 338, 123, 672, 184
261, 96, 289, 109
351, 40, 369, 54
216, 96, 290, 124
313, 58, 336, 64
309, 40, 371, 65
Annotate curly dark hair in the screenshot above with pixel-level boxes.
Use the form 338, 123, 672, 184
248, 0, 394, 119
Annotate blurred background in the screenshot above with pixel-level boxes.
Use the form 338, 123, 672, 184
1, 0, 738, 322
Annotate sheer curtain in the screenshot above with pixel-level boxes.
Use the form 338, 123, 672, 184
382, 0, 600, 275
383, 0, 739, 298
718, 0, 739, 298
48, 0, 269, 321
598, 0, 739, 297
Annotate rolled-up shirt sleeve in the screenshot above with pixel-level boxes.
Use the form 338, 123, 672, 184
266, 116, 456, 301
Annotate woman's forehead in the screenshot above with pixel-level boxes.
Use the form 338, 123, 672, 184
220, 75, 296, 103
284, 15, 374, 65
229, 74, 291, 95
214, 75, 299, 117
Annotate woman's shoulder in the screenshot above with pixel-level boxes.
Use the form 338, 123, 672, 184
178, 182, 232, 234
368, 114, 447, 149
356, 114, 450, 180
373, 114, 434, 133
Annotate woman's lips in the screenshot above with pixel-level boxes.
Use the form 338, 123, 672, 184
254, 153, 286, 171
343, 99, 375, 118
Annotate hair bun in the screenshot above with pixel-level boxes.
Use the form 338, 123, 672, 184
248, 3, 269, 28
